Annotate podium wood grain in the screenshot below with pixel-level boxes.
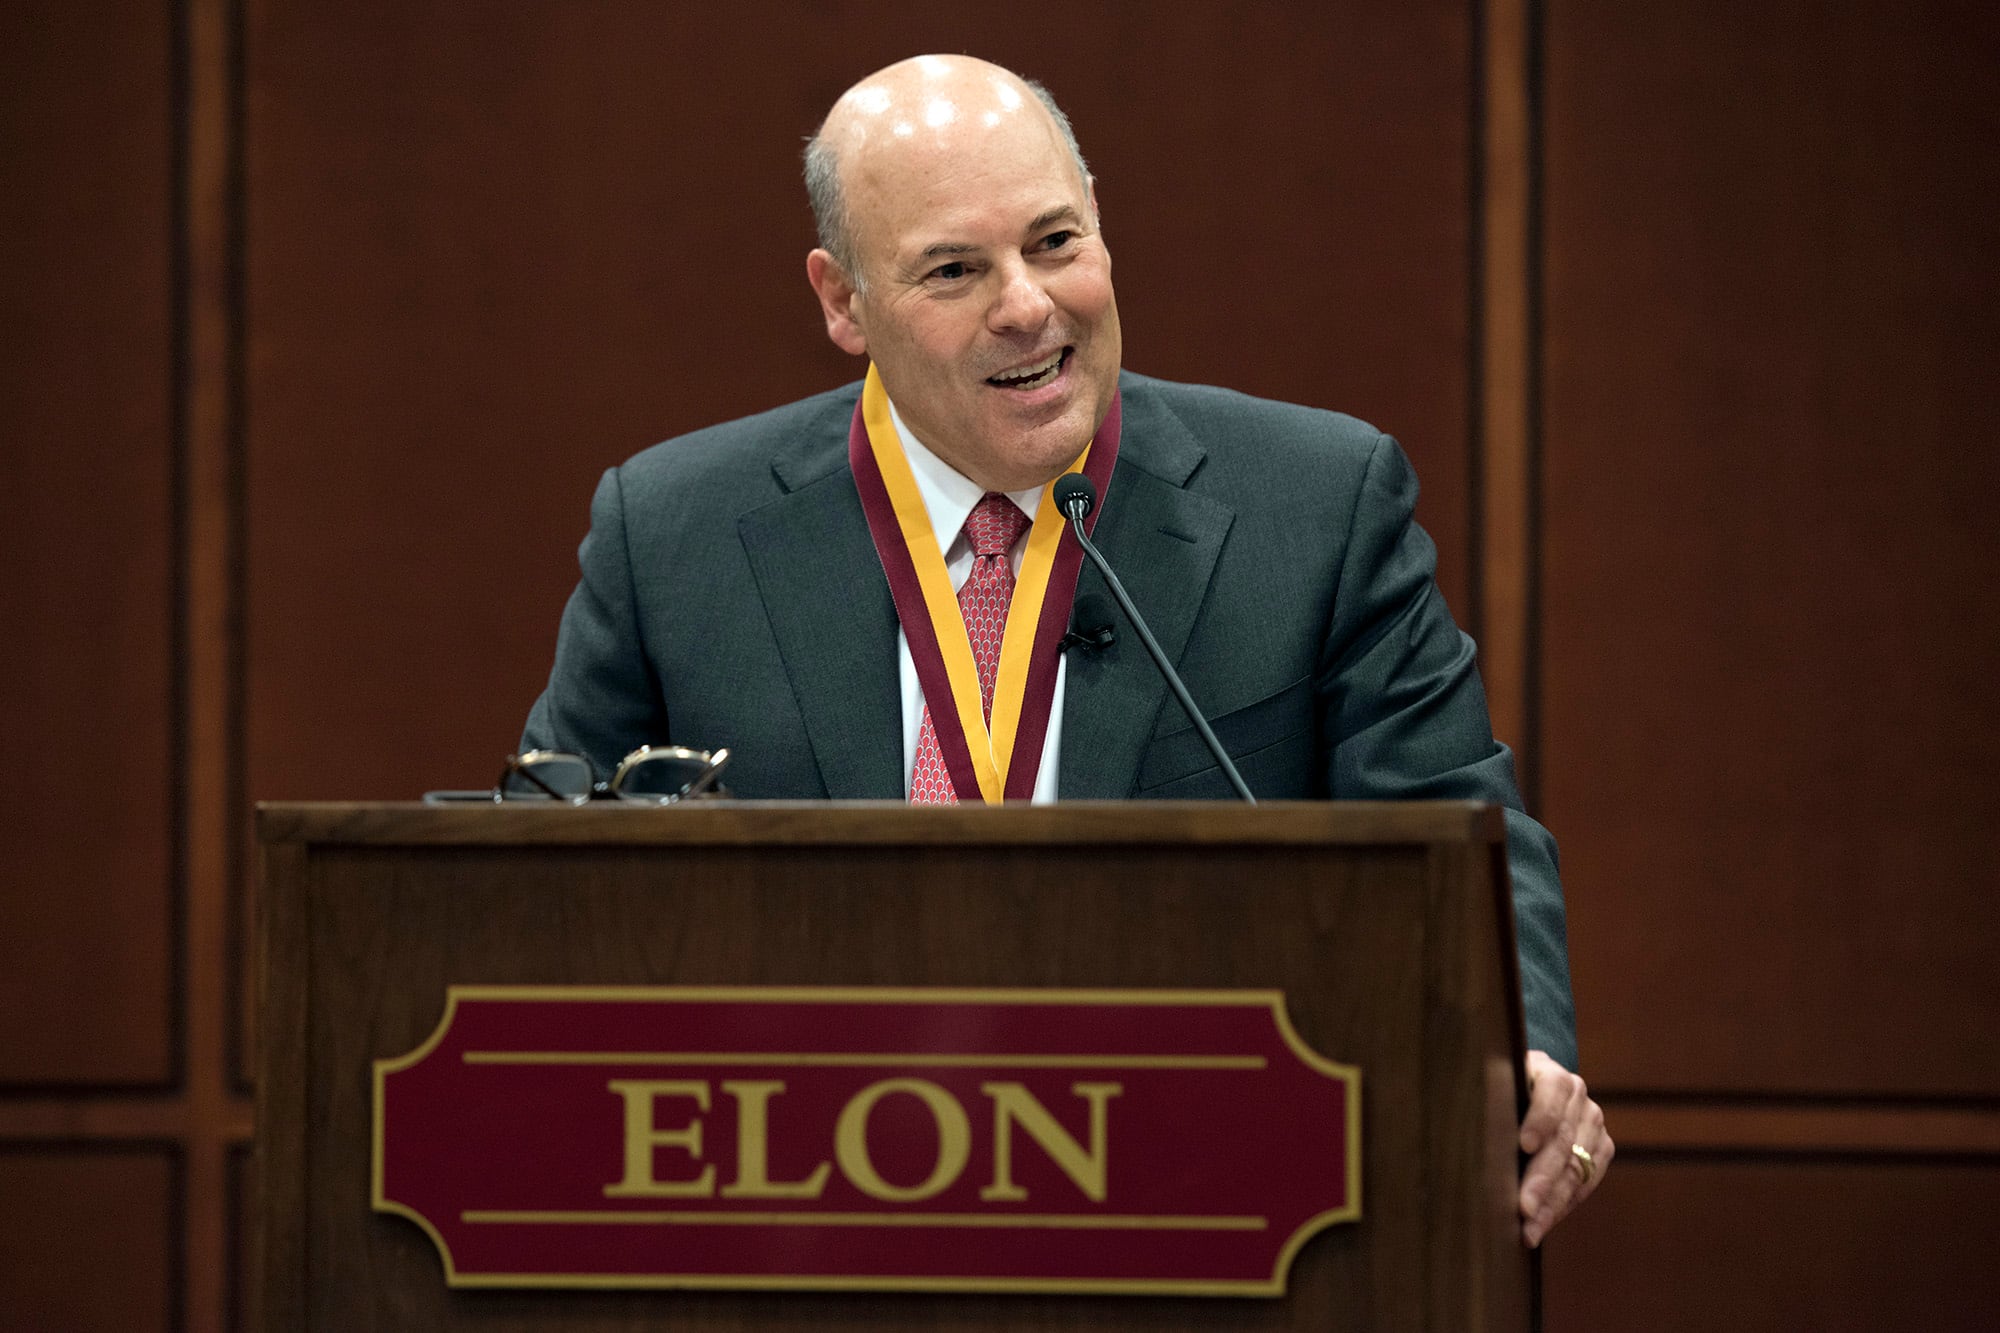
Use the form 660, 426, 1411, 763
256, 802, 1529, 1331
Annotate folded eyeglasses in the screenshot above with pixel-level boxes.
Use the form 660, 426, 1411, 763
495, 745, 731, 805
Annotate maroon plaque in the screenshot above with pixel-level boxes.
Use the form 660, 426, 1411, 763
373, 986, 1360, 1295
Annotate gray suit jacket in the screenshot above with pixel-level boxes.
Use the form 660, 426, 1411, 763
522, 371, 1578, 1066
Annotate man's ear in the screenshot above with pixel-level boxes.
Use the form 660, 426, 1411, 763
806, 249, 868, 356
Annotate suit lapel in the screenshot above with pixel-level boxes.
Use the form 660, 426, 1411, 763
738, 399, 905, 799
1059, 379, 1234, 798
736, 377, 1235, 803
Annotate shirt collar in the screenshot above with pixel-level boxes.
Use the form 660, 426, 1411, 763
886, 396, 1040, 555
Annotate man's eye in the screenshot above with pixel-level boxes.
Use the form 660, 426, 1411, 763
932, 261, 969, 281
1041, 230, 1073, 251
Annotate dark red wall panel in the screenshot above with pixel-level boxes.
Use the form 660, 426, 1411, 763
1540, 0, 2000, 1096
1545, 1158, 2000, 1331
0, 0, 176, 1086
0, 1149, 176, 1332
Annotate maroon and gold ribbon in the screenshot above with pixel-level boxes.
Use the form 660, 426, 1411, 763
850, 364, 1120, 802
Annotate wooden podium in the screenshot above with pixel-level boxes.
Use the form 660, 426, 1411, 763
255, 801, 1533, 1331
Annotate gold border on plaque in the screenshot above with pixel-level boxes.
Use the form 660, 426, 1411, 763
371, 985, 1361, 1297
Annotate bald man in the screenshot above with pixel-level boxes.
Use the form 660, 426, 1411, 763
521, 54, 1610, 1244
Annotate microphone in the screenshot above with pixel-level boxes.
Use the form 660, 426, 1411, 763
1060, 593, 1117, 653
1054, 475, 1256, 804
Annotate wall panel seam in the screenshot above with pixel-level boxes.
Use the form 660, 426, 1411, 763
1466, 0, 1488, 643
1601, 1092, 2000, 1111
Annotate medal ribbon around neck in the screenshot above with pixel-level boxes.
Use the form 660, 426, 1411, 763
850, 363, 1120, 803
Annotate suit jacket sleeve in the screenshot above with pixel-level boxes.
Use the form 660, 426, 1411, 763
1322, 433, 1578, 1069
520, 464, 669, 777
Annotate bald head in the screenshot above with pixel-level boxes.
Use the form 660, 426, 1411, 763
804, 55, 1091, 286
800, 54, 1121, 492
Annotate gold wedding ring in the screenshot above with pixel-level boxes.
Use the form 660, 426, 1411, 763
1569, 1142, 1597, 1186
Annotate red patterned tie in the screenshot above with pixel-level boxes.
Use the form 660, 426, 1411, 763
909, 493, 1033, 804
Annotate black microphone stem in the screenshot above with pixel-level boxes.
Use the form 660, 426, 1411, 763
1062, 498, 1256, 805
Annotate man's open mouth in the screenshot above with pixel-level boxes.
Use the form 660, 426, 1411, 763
986, 347, 1071, 390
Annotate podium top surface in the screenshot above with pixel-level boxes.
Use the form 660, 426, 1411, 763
256, 800, 1505, 849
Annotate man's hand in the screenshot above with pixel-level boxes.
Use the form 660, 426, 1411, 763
1518, 1049, 1611, 1247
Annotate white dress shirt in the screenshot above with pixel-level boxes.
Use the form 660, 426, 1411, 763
888, 398, 1066, 802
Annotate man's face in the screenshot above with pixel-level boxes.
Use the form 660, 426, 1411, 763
811, 95, 1122, 492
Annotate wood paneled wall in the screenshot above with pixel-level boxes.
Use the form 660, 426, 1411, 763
2, 0, 177, 1090
1533, 1, 2000, 1325
2, 1, 1994, 1328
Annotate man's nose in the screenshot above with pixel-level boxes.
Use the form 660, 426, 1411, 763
987, 260, 1055, 332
